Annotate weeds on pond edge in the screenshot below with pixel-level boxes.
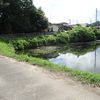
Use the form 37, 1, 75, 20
2, 26, 100, 50
0, 39, 100, 87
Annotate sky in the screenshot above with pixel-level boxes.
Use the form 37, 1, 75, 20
33, 0, 100, 24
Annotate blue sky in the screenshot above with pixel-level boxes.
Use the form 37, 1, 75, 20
34, 0, 100, 24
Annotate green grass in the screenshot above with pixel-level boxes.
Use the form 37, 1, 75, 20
0, 39, 15, 57
0, 39, 100, 86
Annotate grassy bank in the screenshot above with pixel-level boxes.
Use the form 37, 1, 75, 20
0, 39, 100, 86
0, 39, 15, 57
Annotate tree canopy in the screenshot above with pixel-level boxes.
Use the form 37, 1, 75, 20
0, 0, 48, 34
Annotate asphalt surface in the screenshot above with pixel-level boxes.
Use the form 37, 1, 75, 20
0, 55, 100, 100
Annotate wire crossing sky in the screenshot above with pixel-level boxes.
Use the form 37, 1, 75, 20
34, 0, 100, 24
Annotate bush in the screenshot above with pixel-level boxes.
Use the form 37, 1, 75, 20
68, 26, 96, 42
94, 29, 100, 40
10, 35, 57, 50
45, 35, 57, 45
9, 26, 98, 50
11, 39, 29, 50
56, 32, 69, 44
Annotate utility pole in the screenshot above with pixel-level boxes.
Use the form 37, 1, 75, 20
94, 8, 98, 73
69, 19, 71, 25
90, 19, 92, 24
96, 8, 98, 22
94, 45, 96, 73
92, 8, 98, 73
76, 20, 79, 24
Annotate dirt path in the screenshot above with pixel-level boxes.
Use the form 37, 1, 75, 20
0, 55, 100, 100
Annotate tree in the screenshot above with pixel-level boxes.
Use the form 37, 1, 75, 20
0, 0, 12, 33
30, 7, 48, 31
0, 0, 48, 34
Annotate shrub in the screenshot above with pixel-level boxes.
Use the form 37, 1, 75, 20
9, 27, 98, 50
45, 35, 57, 45
56, 32, 69, 44
11, 39, 29, 50
68, 26, 96, 42
94, 29, 100, 40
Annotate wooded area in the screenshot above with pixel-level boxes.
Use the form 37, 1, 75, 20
0, 0, 48, 34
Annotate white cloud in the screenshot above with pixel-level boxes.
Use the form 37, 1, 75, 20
34, 0, 100, 24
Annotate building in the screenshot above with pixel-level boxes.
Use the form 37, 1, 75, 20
48, 22, 71, 32
48, 24, 59, 32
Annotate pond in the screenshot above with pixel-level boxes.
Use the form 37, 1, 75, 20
17, 42, 100, 73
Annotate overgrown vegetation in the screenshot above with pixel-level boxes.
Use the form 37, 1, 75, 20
3, 26, 98, 50
93, 28, 100, 40
68, 26, 96, 42
0, 39, 100, 86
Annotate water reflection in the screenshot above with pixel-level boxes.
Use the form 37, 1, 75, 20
17, 42, 100, 73
50, 46, 100, 73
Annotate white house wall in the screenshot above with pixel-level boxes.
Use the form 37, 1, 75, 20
49, 25, 59, 32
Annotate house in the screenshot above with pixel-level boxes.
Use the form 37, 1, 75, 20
48, 24, 59, 32
48, 22, 71, 32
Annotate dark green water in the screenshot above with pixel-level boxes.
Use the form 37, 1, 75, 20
17, 42, 100, 73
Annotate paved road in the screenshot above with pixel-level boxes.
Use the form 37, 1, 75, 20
0, 56, 100, 100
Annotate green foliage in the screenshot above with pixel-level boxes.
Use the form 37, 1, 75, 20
56, 32, 69, 44
0, 0, 48, 33
9, 35, 47, 50
0, 39, 15, 57
11, 39, 29, 50
93, 28, 100, 40
32, 7, 48, 31
45, 35, 57, 44
10, 34, 68, 50
6, 26, 98, 50
68, 26, 96, 42
1, 26, 99, 50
